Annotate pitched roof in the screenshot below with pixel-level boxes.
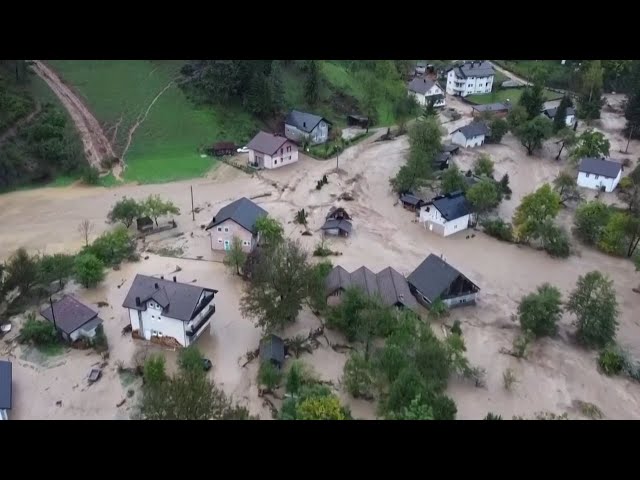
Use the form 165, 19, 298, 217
324, 266, 418, 311
543, 106, 576, 119
407, 254, 478, 303
260, 334, 285, 365
442, 143, 460, 153
434, 152, 451, 165
448, 61, 495, 78
0, 360, 11, 411
326, 207, 351, 221
455, 121, 490, 139
205, 197, 267, 233
472, 102, 512, 113
407, 77, 438, 95
501, 79, 523, 88
246, 131, 289, 155
429, 191, 473, 221
122, 275, 217, 322
40, 295, 101, 336
400, 193, 425, 206
284, 110, 329, 133
578, 157, 623, 178
321, 218, 352, 234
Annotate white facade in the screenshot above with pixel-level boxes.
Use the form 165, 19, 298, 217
285, 120, 329, 145
565, 112, 576, 126
408, 83, 446, 107
446, 70, 494, 97
577, 169, 622, 193
419, 204, 473, 237
451, 131, 485, 148
248, 144, 299, 170
127, 292, 214, 347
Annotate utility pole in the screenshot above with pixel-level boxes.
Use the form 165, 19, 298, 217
49, 297, 57, 332
190, 186, 195, 221
625, 124, 635, 154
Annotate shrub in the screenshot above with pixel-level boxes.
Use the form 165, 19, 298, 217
451, 320, 462, 336
482, 218, 514, 242
597, 345, 625, 375
19, 313, 58, 346
484, 412, 503, 420
296, 394, 347, 420
543, 225, 571, 258
81, 167, 100, 185
429, 297, 448, 319
85, 226, 138, 266
517, 283, 563, 337
73, 253, 105, 288
178, 346, 205, 374
342, 351, 375, 399
143, 354, 167, 386
503, 368, 518, 391
286, 360, 315, 395
258, 361, 283, 390
91, 324, 108, 353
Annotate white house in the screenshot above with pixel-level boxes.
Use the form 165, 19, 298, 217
122, 274, 217, 348
542, 106, 576, 127
205, 197, 267, 252
284, 110, 331, 145
247, 131, 299, 170
577, 157, 623, 193
451, 122, 490, 148
419, 191, 475, 237
407, 254, 480, 309
407, 77, 445, 107
446, 61, 495, 97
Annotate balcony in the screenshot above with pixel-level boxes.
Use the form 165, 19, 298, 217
186, 304, 215, 340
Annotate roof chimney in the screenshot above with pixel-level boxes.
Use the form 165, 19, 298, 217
160, 275, 164, 280
173, 276, 177, 283
423, 79, 426, 83
154, 282, 159, 289
135, 296, 141, 306
303, 121, 306, 128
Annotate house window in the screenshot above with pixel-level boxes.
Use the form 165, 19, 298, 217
217, 227, 222, 232
595, 175, 600, 180
274, 159, 278, 165
217, 238, 222, 243
243, 241, 250, 246
280, 148, 283, 155
224, 227, 229, 232
287, 146, 291, 152
586, 173, 590, 178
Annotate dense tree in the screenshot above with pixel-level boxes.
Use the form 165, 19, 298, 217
254, 216, 284, 247
244, 74, 272, 118
342, 351, 375, 399
553, 96, 573, 133
3, 248, 39, 296
240, 240, 311, 332
598, 212, 640, 257
574, 201, 612, 245
296, 394, 348, 420
85, 226, 138, 266
507, 105, 529, 130
394, 95, 418, 134
554, 128, 576, 160
512, 184, 561, 242
577, 60, 604, 121
553, 170, 583, 205
488, 117, 509, 143
519, 83, 545, 119
423, 96, 438, 118
307, 260, 333, 314
73, 253, 105, 288
518, 284, 563, 337
304, 60, 321, 106
142, 195, 180, 227
618, 165, 640, 213
566, 271, 619, 348
515, 117, 552, 155
387, 394, 434, 420
143, 354, 168, 386
178, 346, 205, 375
466, 181, 500, 222
624, 90, 640, 139
223, 236, 247, 276
107, 197, 142, 228
473, 154, 494, 177
541, 222, 571, 258
570, 129, 610, 161
37, 253, 75, 288
268, 60, 285, 114
440, 164, 468, 194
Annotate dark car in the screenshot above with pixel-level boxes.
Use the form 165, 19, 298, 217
202, 358, 213, 372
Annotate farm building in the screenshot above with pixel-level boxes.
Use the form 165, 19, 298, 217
260, 334, 286, 370
347, 114, 369, 129
407, 77, 446, 107
399, 193, 426, 212
471, 101, 512, 118
321, 218, 352, 237
284, 110, 331, 145
541, 106, 576, 127
419, 191, 475, 237
40, 295, 104, 343
205, 197, 267, 252
576, 157, 623, 193
246, 131, 299, 170
209, 142, 236, 156
451, 122, 490, 148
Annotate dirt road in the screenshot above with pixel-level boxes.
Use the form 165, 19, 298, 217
30, 61, 116, 173
489, 61, 531, 87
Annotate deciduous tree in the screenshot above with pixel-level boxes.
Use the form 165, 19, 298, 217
467, 181, 500, 221
553, 170, 583, 205
78, 219, 94, 247
555, 127, 576, 160
142, 195, 180, 227
571, 129, 610, 161
254, 216, 284, 247
518, 284, 563, 337
107, 197, 142, 228
440, 164, 468, 194
574, 201, 612, 245
519, 83, 545, 119
577, 60, 604, 121
223, 236, 247, 276
507, 105, 529, 130
488, 117, 508, 143
473, 154, 494, 177
38, 253, 75, 288
4, 248, 38, 295
515, 117, 552, 155
512, 184, 561, 242
73, 253, 105, 288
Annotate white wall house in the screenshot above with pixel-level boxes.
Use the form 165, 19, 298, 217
205, 197, 267, 253
123, 275, 217, 348
407, 77, 446, 107
247, 131, 299, 170
451, 122, 490, 148
542, 106, 576, 127
446, 61, 495, 97
419, 191, 475, 237
284, 110, 331, 145
577, 157, 623, 193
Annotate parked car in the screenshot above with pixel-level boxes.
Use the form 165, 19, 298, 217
237, 146, 249, 153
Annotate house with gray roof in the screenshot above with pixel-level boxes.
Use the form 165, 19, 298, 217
577, 157, 623, 193
407, 77, 445, 107
446, 61, 495, 97
122, 274, 217, 347
284, 110, 331, 145
451, 121, 491, 148
325, 265, 419, 312
472, 101, 512, 118
0, 360, 12, 420
260, 334, 286, 370
419, 191, 475, 237
246, 131, 299, 170
407, 254, 480, 309
542, 106, 576, 127
205, 197, 267, 252
40, 295, 103, 343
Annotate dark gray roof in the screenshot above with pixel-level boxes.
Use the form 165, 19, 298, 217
578, 157, 622, 178
0, 360, 11, 411
455, 122, 490, 139
442, 144, 460, 153
408, 254, 478, 303
430, 191, 472, 221
40, 295, 101, 336
472, 102, 512, 113
400, 193, 425, 206
325, 266, 418, 311
260, 334, 285, 365
326, 207, 351, 220
205, 197, 268, 233
407, 77, 438, 95
122, 274, 217, 322
543, 107, 576, 119
321, 218, 352, 234
246, 131, 290, 155
448, 61, 495, 79
434, 152, 451, 165
284, 110, 329, 133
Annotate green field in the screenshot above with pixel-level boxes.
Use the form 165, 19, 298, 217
494, 60, 573, 90
467, 88, 562, 105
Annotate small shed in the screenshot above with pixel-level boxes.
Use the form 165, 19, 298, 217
260, 334, 285, 369
40, 295, 104, 343
347, 114, 369, 129
321, 219, 352, 237
399, 193, 426, 212
442, 144, 460, 156
326, 206, 352, 221
136, 216, 154, 232
210, 142, 237, 157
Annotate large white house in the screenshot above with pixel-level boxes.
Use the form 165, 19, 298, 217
419, 191, 475, 237
407, 77, 445, 107
247, 131, 299, 170
451, 122, 490, 148
446, 61, 495, 97
577, 157, 623, 193
122, 274, 217, 348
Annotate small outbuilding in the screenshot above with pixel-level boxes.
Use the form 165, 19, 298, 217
576, 157, 623, 193
209, 142, 237, 157
260, 334, 286, 369
347, 114, 369, 129
326, 207, 352, 221
399, 193, 426, 212
0, 360, 11, 420
136, 216, 154, 232
40, 295, 104, 343
321, 218, 352, 237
